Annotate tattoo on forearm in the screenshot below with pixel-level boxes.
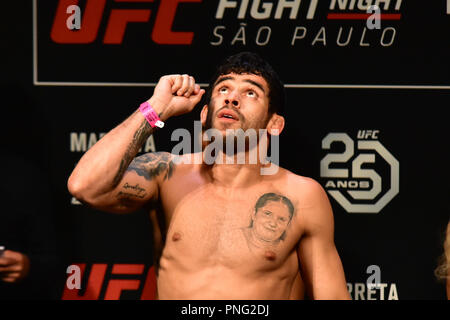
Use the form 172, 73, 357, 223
242, 192, 295, 249
112, 119, 152, 187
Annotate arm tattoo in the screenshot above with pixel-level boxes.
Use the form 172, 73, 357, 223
118, 182, 147, 199
112, 119, 152, 187
115, 153, 174, 206
126, 152, 174, 181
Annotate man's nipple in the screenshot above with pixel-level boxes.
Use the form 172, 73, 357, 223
264, 250, 276, 261
172, 232, 182, 241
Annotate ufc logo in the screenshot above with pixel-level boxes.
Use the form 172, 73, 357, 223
62, 263, 157, 300
50, 0, 202, 45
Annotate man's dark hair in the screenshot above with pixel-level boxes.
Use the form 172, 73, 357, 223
205, 52, 286, 116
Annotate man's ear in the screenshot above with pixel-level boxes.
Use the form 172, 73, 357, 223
200, 104, 208, 126
266, 113, 285, 136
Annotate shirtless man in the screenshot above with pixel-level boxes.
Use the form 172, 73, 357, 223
68, 52, 350, 300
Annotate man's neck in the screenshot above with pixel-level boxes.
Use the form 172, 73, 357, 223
202, 149, 265, 188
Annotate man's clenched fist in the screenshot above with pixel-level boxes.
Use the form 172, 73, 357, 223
148, 74, 205, 121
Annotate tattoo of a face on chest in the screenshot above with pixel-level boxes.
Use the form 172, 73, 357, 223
242, 192, 295, 250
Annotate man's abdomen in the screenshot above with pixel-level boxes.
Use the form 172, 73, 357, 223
157, 259, 298, 299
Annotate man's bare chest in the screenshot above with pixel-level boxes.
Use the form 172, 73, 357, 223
159, 183, 301, 269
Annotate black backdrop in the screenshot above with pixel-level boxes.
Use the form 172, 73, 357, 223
1, 0, 449, 300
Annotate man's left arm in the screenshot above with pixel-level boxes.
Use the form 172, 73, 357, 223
296, 179, 350, 300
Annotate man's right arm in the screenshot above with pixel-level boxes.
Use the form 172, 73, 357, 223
67, 74, 204, 213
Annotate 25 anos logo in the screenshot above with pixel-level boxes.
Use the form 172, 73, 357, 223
320, 130, 399, 214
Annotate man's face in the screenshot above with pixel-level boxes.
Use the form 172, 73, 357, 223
204, 73, 271, 132
252, 201, 291, 242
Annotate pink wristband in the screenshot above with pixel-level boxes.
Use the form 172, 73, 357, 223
139, 101, 164, 128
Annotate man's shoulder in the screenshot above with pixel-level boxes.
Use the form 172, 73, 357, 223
277, 169, 335, 232
150, 152, 204, 180
279, 167, 323, 190
277, 168, 328, 202
171, 152, 203, 165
